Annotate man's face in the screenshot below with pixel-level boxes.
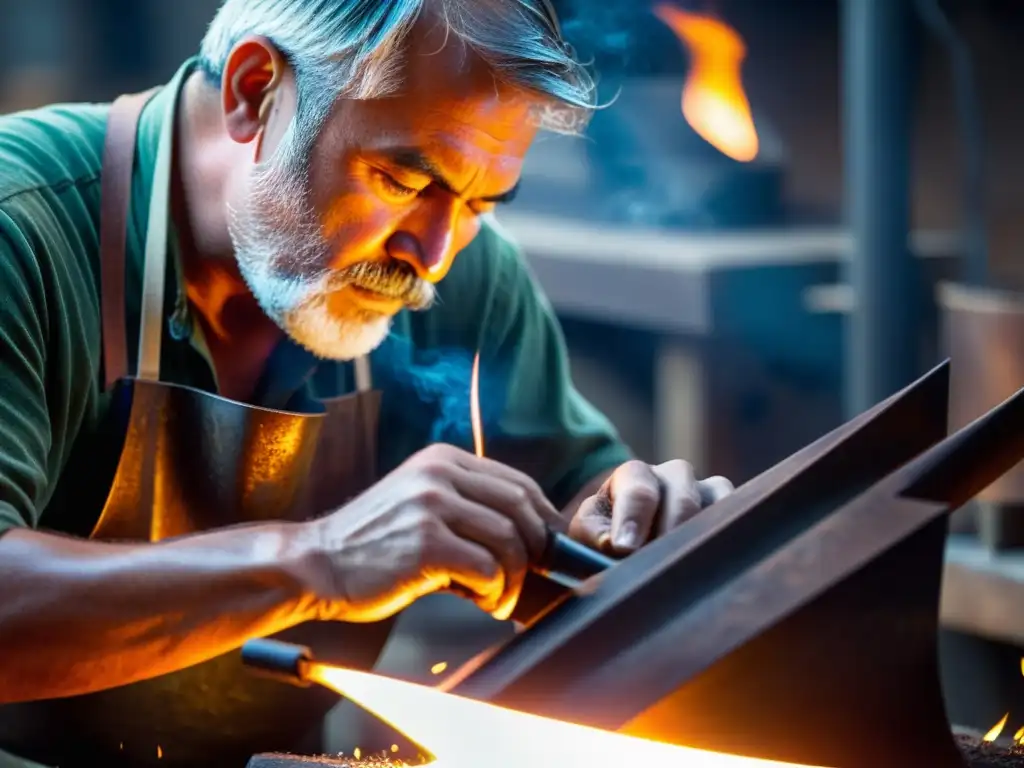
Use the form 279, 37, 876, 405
227, 32, 540, 361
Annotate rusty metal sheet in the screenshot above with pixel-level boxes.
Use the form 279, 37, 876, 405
443, 361, 1024, 768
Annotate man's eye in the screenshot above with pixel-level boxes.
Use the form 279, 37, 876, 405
374, 171, 419, 202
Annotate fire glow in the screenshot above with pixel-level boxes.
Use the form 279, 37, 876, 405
981, 656, 1024, 743
309, 663, 827, 768
654, 3, 760, 162
471, 352, 484, 459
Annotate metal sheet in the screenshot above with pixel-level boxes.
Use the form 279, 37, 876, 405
443, 362, 1024, 768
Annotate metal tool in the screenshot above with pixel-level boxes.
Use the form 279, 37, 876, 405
537, 528, 616, 588
241, 638, 314, 687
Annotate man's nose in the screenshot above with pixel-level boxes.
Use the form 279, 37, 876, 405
386, 201, 457, 280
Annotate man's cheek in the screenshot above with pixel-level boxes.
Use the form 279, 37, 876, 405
432, 214, 482, 278
320, 189, 388, 240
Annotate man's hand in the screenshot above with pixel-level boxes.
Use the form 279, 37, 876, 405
567, 460, 734, 556
303, 444, 564, 624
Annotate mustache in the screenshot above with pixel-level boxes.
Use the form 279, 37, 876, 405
325, 261, 436, 311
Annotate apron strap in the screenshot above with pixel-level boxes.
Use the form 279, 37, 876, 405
354, 355, 373, 393
99, 88, 159, 391
135, 91, 177, 382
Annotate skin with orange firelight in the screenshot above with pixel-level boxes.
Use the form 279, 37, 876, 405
0, 7, 732, 706
186, 25, 533, 389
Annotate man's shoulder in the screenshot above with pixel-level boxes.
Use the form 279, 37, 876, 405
0, 101, 109, 313
0, 102, 109, 386
0, 101, 109, 202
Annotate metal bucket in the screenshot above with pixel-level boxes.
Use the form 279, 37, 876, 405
939, 282, 1024, 549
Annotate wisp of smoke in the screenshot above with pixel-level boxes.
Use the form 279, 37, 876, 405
374, 334, 508, 447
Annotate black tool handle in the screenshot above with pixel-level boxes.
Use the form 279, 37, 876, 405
241, 638, 313, 687
535, 529, 616, 587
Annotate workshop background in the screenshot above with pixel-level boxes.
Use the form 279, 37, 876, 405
3, 0, 1024, 746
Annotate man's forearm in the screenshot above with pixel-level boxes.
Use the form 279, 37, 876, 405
0, 522, 321, 704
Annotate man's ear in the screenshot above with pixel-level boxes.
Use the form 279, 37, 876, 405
221, 35, 286, 145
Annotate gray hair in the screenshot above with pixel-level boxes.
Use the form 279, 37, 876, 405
199, 0, 596, 170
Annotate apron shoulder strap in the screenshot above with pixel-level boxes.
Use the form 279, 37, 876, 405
99, 89, 159, 391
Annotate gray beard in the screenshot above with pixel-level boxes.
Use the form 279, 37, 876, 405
227, 147, 433, 361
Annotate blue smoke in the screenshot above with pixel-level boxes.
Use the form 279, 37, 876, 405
373, 334, 509, 448
557, 0, 690, 81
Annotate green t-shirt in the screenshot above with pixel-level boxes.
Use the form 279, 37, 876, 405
0, 60, 630, 537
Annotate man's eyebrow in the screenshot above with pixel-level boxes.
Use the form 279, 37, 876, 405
380, 148, 520, 205
481, 182, 520, 205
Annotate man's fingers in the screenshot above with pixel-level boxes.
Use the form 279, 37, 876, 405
570, 461, 662, 555
449, 466, 549, 560
699, 475, 735, 506
568, 492, 613, 551
452, 451, 566, 532
653, 459, 702, 536
424, 524, 507, 616
568, 460, 737, 554
439, 494, 529, 617
608, 460, 661, 555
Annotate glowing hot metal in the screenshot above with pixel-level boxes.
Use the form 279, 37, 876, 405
307, 662, 826, 768
241, 638, 825, 767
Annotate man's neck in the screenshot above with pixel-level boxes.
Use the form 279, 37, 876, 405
172, 72, 282, 400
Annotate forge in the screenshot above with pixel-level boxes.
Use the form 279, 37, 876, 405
514, 5, 788, 230
244, 361, 1024, 768
583, 74, 786, 229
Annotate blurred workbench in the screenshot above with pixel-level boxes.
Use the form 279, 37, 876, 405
496, 209, 962, 479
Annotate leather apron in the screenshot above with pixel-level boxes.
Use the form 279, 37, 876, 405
0, 90, 396, 768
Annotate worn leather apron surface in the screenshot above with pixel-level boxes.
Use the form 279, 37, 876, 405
0, 91, 395, 768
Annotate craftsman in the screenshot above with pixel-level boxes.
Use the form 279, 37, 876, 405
0, 0, 732, 764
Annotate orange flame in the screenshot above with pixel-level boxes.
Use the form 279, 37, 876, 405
471, 352, 484, 458
982, 656, 1024, 743
983, 712, 1008, 742
654, 3, 760, 162
308, 663, 827, 768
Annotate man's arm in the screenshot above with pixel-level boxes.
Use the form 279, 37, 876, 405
0, 214, 321, 704
0, 526, 320, 703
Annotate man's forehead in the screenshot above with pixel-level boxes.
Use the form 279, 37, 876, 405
398, 20, 540, 130
313, 8, 542, 191
328, 26, 541, 150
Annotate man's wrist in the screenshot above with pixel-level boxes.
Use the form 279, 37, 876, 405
266, 520, 338, 624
